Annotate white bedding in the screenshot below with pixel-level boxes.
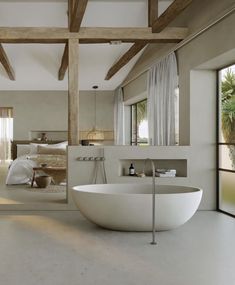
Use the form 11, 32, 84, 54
6, 154, 66, 185
6, 142, 68, 185
6, 155, 37, 185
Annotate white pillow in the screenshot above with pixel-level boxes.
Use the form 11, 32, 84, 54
29, 143, 48, 154
47, 141, 68, 149
17, 144, 31, 157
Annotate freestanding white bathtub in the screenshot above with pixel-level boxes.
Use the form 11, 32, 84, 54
72, 184, 203, 231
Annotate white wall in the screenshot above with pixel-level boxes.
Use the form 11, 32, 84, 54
79, 91, 114, 131
123, 72, 147, 104
0, 90, 114, 141
0, 91, 68, 140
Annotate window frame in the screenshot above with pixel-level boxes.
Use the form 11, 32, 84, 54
130, 99, 148, 146
217, 63, 235, 218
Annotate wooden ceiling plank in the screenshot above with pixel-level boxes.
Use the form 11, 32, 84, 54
105, 42, 146, 80
152, 0, 192, 33
148, 0, 158, 27
0, 43, 15, 80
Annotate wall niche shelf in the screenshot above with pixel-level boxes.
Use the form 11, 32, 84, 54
119, 159, 187, 178
29, 130, 68, 141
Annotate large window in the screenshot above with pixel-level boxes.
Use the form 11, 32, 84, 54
0, 107, 13, 162
218, 64, 235, 216
131, 99, 148, 145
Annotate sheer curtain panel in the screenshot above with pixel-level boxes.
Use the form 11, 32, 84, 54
0, 107, 13, 162
147, 52, 178, 146
114, 87, 125, 145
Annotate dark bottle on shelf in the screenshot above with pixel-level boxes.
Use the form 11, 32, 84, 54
129, 163, 135, 176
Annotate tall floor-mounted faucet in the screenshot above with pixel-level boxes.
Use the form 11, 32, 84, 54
144, 158, 157, 245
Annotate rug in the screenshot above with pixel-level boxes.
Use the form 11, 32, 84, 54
26, 184, 66, 193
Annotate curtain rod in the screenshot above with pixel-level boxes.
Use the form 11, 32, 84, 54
121, 4, 235, 88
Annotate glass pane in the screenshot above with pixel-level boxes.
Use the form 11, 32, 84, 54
218, 65, 235, 143
175, 87, 179, 145
131, 104, 137, 145
219, 145, 235, 170
0, 117, 13, 161
136, 100, 148, 144
219, 171, 235, 215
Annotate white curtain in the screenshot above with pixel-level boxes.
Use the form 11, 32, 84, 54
147, 52, 178, 145
114, 87, 125, 145
0, 108, 13, 162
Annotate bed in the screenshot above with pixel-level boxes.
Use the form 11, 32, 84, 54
6, 141, 67, 185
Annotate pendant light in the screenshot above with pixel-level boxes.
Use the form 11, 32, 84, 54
87, 85, 104, 141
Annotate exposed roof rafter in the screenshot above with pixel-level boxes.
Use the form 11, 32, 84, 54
148, 0, 158, 27
105, 42, 146, 81
0, 44, 15, 81
58, 43, 68, 81
152, 0, 192, 33
70, 0, 88, 32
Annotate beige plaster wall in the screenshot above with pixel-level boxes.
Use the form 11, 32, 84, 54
79, 90, 114, 131
0, 90, 114, 141
0, 91, 68, 140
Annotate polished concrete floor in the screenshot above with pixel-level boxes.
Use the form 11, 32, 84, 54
0, 211, 234, 285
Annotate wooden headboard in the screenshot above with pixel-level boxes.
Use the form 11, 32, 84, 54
11, 140, 64, 160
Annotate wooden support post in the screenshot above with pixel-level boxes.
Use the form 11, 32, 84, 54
68, 38, 79, 145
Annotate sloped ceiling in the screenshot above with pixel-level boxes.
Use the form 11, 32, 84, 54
0, 0, 172, 90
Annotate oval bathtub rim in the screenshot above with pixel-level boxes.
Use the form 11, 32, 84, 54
72, 184, 203, 196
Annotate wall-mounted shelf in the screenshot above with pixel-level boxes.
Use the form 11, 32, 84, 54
30, 130, 67, 141
119, 159, 187, 178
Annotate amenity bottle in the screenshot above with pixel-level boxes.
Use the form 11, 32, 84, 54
129, 163, 135, 176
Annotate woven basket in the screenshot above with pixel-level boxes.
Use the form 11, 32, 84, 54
35, 175, 51, 188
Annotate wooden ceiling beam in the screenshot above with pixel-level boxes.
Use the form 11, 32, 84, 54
152, 0, 192, 32
79, 38, 182, 44
105, 42, 146, 80
0, 43, 15, 80
58, 0, 88, 80
68, 0, 75, 27
79, 27, 188, 41
58, 43, 68, 80
0, 38, 183, 44
0, 27, 69, 43
0, 27, 188, 43
70, 0, 88, 32
148, 0, 158, 27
